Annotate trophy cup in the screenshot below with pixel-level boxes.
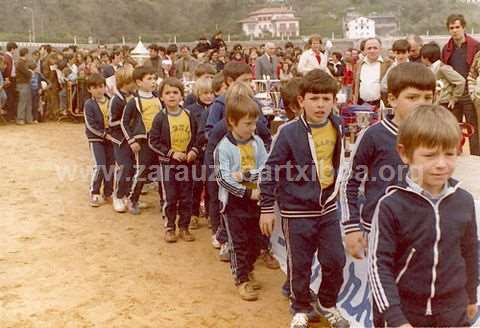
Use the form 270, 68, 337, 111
355, 111, 372, 130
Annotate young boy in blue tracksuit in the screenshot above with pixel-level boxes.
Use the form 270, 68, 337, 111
368, 105, 478, 327
121, 66, 162, 214
149, 78, 201, 243
185, 76, 214, 229
84, 73, 114, 207
259, 69, 349, 328
109, 67, 137, 213
214, 94, 267, 301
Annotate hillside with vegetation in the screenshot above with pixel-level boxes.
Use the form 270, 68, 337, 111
1, 0, 479, 43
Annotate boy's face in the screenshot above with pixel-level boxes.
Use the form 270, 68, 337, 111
298, 92, 335, 124
448, 20, 465, 41
394, 50, 409, 64
399, 145, 457, 194
215, 83, 227, 97
88, 84, 106, 99
199, 91, 215, 105
125, 81, 137, 94
230, 115, 257, 141
420, 56, 431, 66
161, 84, 183, 110
136, 74, 156, 92
389, 87, 434, 123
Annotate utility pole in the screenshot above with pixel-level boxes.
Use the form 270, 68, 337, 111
23, 6, 36, 42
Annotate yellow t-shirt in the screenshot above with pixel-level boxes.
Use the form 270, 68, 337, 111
311, 120, 337, 189
98, 98, 109, 127
237, 141, 257, 190
140, 97, 162, 132
168, 109, 192, 153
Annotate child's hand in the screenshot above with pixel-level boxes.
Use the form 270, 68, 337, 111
260, 213, 275, 237
232, 171, 243, 182
172, 152, 186, 162
186, 150, 197, 163
250, 189, 260, 200
448, 99, 456, 109
130, 142, 141, 153
467, 303, 478, 321
344, 231, 367, 259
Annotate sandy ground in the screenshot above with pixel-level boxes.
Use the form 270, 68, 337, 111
1, 122, 479, 328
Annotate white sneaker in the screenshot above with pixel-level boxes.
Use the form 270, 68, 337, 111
90, 194, 104, 207
290, 313, 308, 328
317, 303, 350, 328
219, 243, 230, 262
211, 235, 221, 249
113, 197, 127, 213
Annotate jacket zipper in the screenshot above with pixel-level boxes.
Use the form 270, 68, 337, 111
395, 248, 416, 283
387, 185, 458, 317
426, 205, 442, 316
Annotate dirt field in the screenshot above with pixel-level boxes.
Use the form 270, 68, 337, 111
1, 122, 479, 328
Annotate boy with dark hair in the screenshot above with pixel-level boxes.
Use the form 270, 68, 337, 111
421, 42, 465, 109
369, 105, 478, 327
214, 94, 267, 301
15, 47, 34, 125
84, 73, 114, 207
149, 78, 200, 242
121, 66, 162, 214
205, 62, 258, 134
260, 69, 349, 328
341, 62, 436, 326
280, 77, 302, 120
381, 39, 411, 93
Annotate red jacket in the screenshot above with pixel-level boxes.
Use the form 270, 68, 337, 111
2, 52, 14, 79
442, 34, 480, 66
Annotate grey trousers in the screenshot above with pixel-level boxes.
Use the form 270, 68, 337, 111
16, 83, 32, 123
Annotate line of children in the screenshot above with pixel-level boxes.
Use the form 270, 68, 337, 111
259, 69, 349, 328
369, 105, 478, 327
149, 78, 201, 242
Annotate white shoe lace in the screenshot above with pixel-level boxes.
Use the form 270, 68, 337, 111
290, 313, 308, 328
323, 307, 345, 325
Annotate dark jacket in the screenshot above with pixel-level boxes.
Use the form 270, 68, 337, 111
84, 97, 110, 142
121, 93, 162, 145
148, 108, 201, 164
442, 34, 480, 67
259, 114, 344, 218
340, 116, 403, 234
186, 100, 210, 149
16, 58, 33, 84
369, 178, 478, 327
109, 91, 129, 145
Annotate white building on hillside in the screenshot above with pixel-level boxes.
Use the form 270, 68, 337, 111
345, 16, 375, 40
240, 7, 300, 38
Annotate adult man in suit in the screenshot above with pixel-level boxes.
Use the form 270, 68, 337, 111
175, 45, 198, 80
255, 42, 278, 80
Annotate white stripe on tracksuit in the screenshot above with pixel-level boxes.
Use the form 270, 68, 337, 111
368, 190, 397, 313
89, 143, 101, 195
